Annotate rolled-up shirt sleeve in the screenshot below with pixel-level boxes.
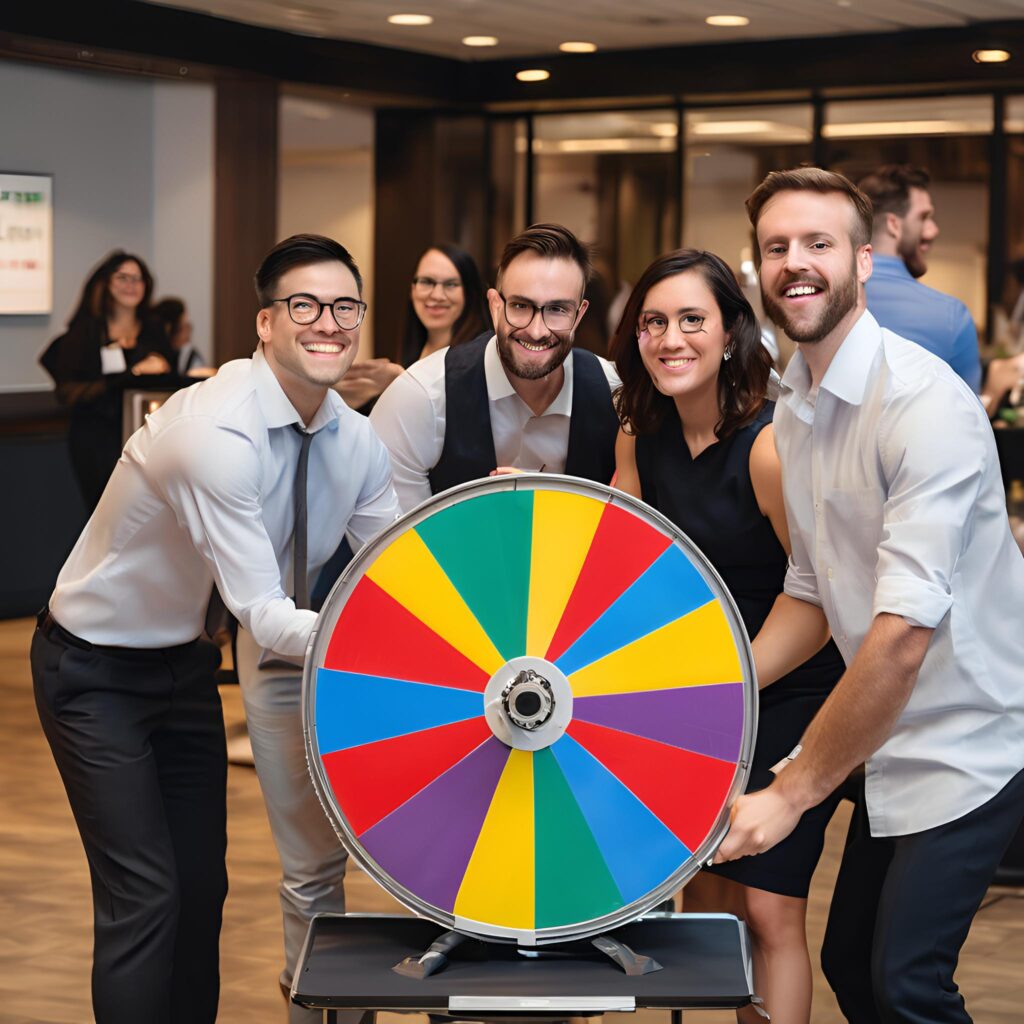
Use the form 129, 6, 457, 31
149, 417, 316, 656
783, 546, 823, 607
873, 376, 988, 628
369, 369, 443, 513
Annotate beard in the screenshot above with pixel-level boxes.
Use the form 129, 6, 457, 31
495, 321, 574, 381
897, 231, 928, 279
762, 260, 859, 345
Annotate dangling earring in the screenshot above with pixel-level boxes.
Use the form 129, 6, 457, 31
723, 348, 732, 361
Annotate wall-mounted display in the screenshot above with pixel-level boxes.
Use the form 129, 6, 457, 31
0, 172, 53, 314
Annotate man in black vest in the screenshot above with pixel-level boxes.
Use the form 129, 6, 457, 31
370, 223, 620, 510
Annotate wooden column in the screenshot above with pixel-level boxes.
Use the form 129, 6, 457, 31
214, 78, 278, 364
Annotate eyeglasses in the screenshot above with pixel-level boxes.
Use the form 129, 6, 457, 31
112, 272, 144, 285
271, 293, 367, 330
499, 292, 581, 332
412, 276, 463, 294
638, 312, 706, 338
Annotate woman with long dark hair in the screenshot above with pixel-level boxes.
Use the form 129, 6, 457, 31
40, 251, 171, 509
400, 243, 490, 366
611, 249, 844, 1024
337, 243, 489, 412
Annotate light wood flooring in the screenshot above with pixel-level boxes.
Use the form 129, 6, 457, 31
1, 616, 1021, 1023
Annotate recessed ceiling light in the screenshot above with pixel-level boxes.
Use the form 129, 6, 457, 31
559, 41, 598, 53
387, 13, 433, 26
972, 48, 1011, 63
462, 35, 498, 46
516, 69, 551, 82
706, 15, 750, 27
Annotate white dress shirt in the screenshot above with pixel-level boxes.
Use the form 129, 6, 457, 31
369, 336, 620, 512
775, 310, 1024, 837
51, 345, 399, 657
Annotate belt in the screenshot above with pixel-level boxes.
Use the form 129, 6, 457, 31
36, 607, 94, 651
36, 608, 202, 656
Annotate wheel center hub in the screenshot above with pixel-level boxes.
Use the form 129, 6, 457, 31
483, 656, 573, 752
502, 670, 554, 730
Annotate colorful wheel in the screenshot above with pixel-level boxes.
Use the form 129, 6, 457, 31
304, 475, 756, 945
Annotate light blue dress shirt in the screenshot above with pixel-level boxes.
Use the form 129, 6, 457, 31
51, 346, 399, 657
775, 311, 1024, 836
865, 253, 982, 392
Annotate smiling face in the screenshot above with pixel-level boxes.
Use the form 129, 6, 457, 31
637, 270, 728, 404
488, 253, 588, 381
108, 259, 146, 312
895, 186, 939, 279
756, 189, 871, 345
412, 248, 465, 336
257, 260, 361, 399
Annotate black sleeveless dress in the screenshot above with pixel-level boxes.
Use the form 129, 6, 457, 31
636, 401, 845, 897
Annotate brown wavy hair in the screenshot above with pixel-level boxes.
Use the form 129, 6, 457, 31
610, 249, 771, 438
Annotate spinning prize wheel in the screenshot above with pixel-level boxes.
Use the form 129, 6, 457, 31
304, 476, 756, 946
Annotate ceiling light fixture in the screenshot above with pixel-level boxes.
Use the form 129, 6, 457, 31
705, 15, 750, 27
972, 48, 1011, 63
516, 69, 551, 82
387, 13, 433, 26
559, 41, 598, 53
462, 35, 498, 46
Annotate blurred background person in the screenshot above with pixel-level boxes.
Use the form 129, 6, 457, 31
151, 296, 213, 378
401, 242, 489, 364
39, 251, 171, 510
858, 164, 982, 392
335, 243, 489, 412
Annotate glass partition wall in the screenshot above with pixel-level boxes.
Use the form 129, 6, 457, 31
495, 90, 1024, 356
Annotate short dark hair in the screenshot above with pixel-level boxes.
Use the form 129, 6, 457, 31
856, 164, 932, 231
609, 249, 771, 439
254, 233, 363, 308
746, 166, 874, 253
496, 223, 592, 290
400, 243, 490, 366
151, 296, 185, 335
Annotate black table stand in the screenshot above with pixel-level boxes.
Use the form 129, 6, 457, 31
292, 912, 764, 1022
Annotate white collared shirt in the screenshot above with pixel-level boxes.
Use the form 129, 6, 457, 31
775, 310, 1024, 836
369, 336, 620, 512
50, 346, 399, 657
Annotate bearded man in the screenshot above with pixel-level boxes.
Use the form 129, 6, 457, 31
370, 224, 619, 510
857, 164, 981, 391
717, 166, 1024, 1024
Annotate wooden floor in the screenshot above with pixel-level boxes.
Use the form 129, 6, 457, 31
2, 615, 1021, 1024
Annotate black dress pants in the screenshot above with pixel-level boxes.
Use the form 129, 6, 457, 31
821, 766, 1024, 1023
31, 615, 228, 1024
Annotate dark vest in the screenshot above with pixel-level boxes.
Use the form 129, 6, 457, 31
427, 332, 618, 495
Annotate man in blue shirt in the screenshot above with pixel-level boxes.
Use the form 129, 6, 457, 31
858, 164, 982, 392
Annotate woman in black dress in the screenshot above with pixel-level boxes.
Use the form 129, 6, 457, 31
611, 249, 845, 1024
40, 251, 171, 510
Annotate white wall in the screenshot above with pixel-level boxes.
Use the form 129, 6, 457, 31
278, 99, 375, 355
278, 153, 375, 355
0, 61, 214, 391
152, 81, 215, 364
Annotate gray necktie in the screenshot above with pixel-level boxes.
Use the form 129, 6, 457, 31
292, 424, 315, 610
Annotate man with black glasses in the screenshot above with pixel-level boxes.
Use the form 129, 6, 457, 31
31, 234, 398, 1024
371, 223, 620, 510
